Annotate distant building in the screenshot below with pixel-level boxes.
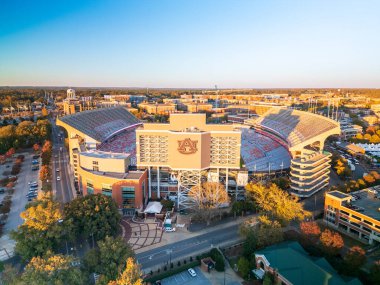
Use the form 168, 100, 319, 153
184, 102, 213, 113
341, 124, 363, 140
63, 89, 95, 115
138, 102, 176, 115
324, 188, 380, 244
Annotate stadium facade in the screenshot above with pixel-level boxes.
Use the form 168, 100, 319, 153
57, 104, 340, 212
136, 113, 241, 209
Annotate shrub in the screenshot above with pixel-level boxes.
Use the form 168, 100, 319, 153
237, 257, 250, 279
210, 248, 225, 272
177, 261, 181, 266
190, 257, 193, 262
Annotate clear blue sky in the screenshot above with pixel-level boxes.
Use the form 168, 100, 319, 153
0, 0, 379, 88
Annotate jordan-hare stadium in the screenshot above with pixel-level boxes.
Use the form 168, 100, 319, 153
57, 105, 340, 211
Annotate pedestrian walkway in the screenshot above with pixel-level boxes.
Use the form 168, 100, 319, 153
0, 234, 15, 261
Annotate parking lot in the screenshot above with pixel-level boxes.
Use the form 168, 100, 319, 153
1, 151, 40, 235
161, 267, 211, 285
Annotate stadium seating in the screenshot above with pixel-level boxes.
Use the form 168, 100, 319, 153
60, 107, 140, 143
241, 129, 291, 172
247, 108, 339, 147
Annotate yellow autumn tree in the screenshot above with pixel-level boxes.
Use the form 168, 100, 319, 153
245, 183, 309, 225
21, 192, 62, 231
21, 253, 84, 284
108, 257, 143, 285
189, 182, 230, 225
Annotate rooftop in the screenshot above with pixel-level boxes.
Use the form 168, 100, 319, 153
81, 167, 145, 180
256, 241, 361, 285
345, 187, 380, 221
80, 151, 130, 160
327, 191, 351, 200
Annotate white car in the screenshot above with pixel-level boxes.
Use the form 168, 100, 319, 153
165, 227, 176, 232
28, 181, 37, 185
188, 268, 197, 277
57, 176, 61, 181
56, 168, 60, 172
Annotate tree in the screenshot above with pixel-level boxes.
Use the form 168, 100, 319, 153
41, 107, 48, 117
237, 257, 250, 279
39, 165, 51, 182
5, 147, 15, 158
245, 183, 309, 225
33, 143, 40, 152
343, 246, 366, 275
319, 229, 344, 256
300, 221, 321, 243
20, 253, 85, 285
83, 236, 134, 284
0, 264, 20, 285
108, 257, 143, 285
369, 260, 380, 285
255, 215, 284, 248
363, 174, 376, 185
11, 193, 63, 260
64, 194, 121, 241
189, 182, 230, 225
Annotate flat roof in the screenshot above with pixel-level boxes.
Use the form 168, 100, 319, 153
328, 191, 351, 200
80, 151, 130, 160
348, 189, 380, 221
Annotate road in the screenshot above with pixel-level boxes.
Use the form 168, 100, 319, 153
136, 224, 241, 270
51, 119, 74, 204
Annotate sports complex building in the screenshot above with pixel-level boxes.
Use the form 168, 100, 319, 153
56, 104, 340, 211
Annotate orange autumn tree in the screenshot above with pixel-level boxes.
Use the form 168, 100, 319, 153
343, 246, 366, 274
320, 229, 344, 256
39, 165, 51, 182
108, 257, 143, 285
189, 182, 230, 225
300, 221, 321, 242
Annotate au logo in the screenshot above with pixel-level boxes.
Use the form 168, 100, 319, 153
178, 138, 198, 154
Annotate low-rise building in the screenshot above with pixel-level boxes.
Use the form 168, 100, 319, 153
254, 241, 360, 285
324, 188, 380, 244
138, 102, 176, 114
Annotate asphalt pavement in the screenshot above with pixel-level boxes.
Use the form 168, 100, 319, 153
136, 224, 240, 271
51, 120, 75, 204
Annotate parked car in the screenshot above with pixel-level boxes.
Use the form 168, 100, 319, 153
0, 188, 5, 194
57, 176, 61, 181
28, 181, 38, 185
165, 227, 176, 232
188, 268, 197, 277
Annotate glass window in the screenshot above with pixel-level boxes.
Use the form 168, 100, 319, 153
122, 186, 135, 208
102, 184, 112, 197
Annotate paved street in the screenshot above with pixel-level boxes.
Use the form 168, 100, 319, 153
136, 224, 240, 271
51, 120, 75, 204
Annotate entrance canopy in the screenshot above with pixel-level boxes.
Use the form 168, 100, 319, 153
144, 201, 163, 214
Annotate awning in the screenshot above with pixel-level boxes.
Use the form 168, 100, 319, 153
144, 201, 163, 214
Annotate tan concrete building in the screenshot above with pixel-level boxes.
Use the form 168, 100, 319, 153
138, 102, 176, 115
56, 107, 146, 211
136, 113, 241, 209
184, 103, 213, 113
324, 188, 380, 244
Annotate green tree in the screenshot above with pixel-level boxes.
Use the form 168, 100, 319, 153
237, 257, 250, 279
64, 194, 121, 241
0, 264, 20, 285
369, 260, 380, 285
343, 246, 366, 275
83, 236, 134, 284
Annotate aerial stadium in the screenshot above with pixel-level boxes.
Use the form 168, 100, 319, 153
57, 103, 340, 211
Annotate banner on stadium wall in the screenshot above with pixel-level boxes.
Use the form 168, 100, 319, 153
208, 172, 219, 183
237, 171, 248, 186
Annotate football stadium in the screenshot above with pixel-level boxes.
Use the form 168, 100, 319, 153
57, 104, 340, 211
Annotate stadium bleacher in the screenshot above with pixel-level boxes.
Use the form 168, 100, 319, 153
59, 107, 140, 143
246, 108, 339, 147
241, 128, 291, 172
